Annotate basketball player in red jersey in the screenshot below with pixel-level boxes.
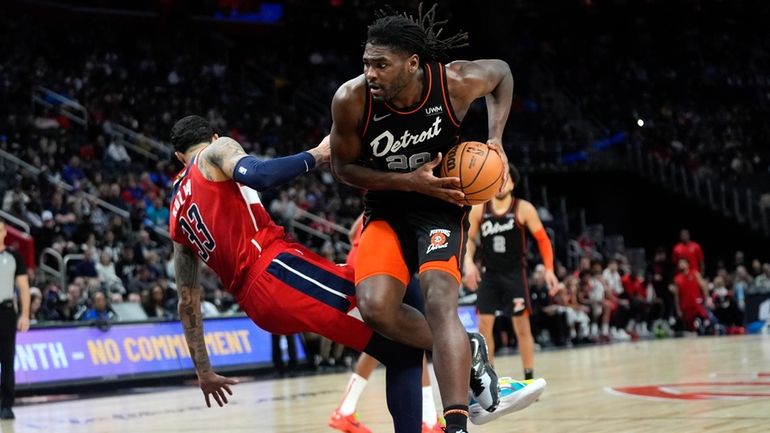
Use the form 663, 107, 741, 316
672, 229, 705, 275
330, 5, 514, 432
673, 259, 713, 332
463, 165, 558, 377
168, 116, 506, 433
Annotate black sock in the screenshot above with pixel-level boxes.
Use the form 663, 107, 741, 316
444, 404, 469, 433
524, 368, 534, 380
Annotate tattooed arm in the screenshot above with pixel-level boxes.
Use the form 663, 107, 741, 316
175, 241, 238, 407
196, 135, 330, 190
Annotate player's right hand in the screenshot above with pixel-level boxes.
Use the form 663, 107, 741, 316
199, 371, 239, 407
408, 152, 465, 205
463, 261, 482, 291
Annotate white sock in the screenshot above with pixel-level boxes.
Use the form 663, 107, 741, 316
601, 323, 610, 335
422, 386, 438, 426
338, 373, 368, 415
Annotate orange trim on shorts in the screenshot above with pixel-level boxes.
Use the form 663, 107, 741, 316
354, 220, 411, 286
419, 256, 462, 284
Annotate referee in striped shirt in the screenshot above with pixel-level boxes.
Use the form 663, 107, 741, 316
0, 217, 30, 420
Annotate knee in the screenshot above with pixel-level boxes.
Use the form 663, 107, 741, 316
357, 286, 394, 329
422, 276, 459, 322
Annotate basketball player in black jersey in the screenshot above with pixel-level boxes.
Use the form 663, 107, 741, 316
464, 165, 559, 377
330, 5, 514, 433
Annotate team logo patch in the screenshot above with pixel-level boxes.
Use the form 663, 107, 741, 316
426, 229, 451, 254
513, 297, 526, 313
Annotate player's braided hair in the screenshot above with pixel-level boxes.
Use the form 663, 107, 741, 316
367, 3, 469, 63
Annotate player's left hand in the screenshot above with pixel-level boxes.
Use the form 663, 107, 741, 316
545, 270, 560, 297
486, 138, 509, 191
199, 371, 239, 407
17, 316, 30, 332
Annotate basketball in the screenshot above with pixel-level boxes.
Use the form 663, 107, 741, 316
440, 141, 506, 205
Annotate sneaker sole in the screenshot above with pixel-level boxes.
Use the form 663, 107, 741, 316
469, 378, 547, 425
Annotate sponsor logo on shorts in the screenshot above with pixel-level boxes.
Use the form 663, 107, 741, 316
426, 229, 451, 254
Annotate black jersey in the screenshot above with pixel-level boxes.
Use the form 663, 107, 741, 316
479, 198, 526, 273
359, 62, 462, 215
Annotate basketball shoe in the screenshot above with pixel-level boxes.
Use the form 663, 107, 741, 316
469, 377, 547, 425
328, 409, 371, 433
468, 332, 500, 412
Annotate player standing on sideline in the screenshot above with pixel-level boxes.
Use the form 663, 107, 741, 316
672, 229, 705, 276
463, 165, 558, 377
168, 116, 507, 433
330, 4, 532, 432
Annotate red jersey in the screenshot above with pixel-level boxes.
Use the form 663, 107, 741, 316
672, 241, 704, 272
674, 270, 703, 307
169, 157, 286, 294
621, 274, 646, 298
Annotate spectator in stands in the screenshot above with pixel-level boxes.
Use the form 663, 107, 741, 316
732, 266, 751, 311
29, 287, 44, 325
145, 197, 169, 229
142, 284, 174, 320
132, 229, 155, 264
710, 276, 744, 333
672, 229, 705, 275
73, 246, 98, 279
115, 245, 137, 286
33, 210, 59, 257
61, 156, 86, 188
48, 190, 77, 237
99, 230, 122, 262
95, 251, 124, 295
750, 263, 770, 294
105, 140, 131, 165
61, 283, 88, 321
80, 291, 115, 322
127, 265, 153, 295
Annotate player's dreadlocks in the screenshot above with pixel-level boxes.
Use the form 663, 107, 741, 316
366, 3, 469, 63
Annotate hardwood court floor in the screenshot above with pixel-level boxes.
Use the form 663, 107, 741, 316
3, 335, 769, 433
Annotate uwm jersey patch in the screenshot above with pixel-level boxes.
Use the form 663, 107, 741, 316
360, 63, 462, 214
169, 157, 286, 293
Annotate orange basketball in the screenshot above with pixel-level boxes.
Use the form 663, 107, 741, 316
440, 141, 505, 205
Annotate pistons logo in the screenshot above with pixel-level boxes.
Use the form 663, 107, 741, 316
426, 229, 451, 254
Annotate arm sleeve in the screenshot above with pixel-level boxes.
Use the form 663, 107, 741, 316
232, 152, 316, 191
532, 228, 554, 272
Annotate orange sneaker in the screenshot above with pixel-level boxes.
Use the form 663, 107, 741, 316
328, 409, 372, 433
422, 418, 445, 433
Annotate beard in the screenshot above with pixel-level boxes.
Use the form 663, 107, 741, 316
381, 71, 412, 102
